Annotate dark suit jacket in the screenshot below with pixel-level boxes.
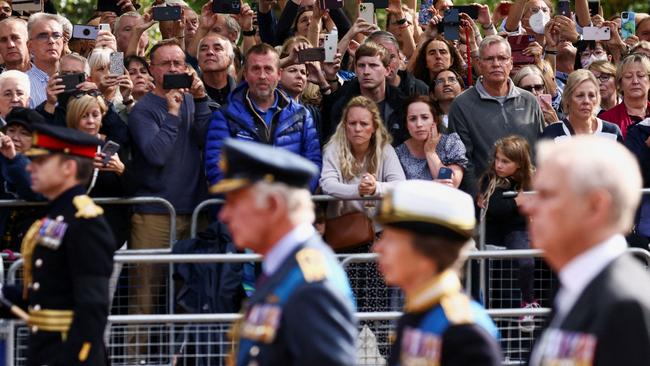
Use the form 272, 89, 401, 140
532, 253, 650, 365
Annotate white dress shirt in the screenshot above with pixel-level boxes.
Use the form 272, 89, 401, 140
26, 63, 48, 108
553, 234, 627, 325
263, 223, 316, 277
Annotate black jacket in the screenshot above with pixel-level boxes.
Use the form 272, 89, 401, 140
321, 78, 409, 145
22, 185, 115, 366
531, 253, 650, 365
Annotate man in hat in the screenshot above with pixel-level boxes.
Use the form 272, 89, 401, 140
373, 180, 501, 366
213, 138, 357, 366
4, 123, 115, 366
525, 136, 650, 365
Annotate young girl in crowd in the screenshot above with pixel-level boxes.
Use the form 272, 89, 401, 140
478, 135, 538, 331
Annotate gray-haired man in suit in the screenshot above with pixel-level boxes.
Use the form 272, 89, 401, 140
524, 135, 650, 365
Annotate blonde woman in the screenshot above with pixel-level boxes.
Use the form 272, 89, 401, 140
320, 95, 405, 228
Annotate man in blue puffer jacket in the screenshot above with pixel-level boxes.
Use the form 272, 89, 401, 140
205, 44, 321, 192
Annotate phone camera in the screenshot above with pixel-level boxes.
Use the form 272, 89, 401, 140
83, 28, 91, 36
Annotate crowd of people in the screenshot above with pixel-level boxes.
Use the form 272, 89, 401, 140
1, 0, 650, 362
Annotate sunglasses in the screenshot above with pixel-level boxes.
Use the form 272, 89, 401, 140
520, 84, 545, 93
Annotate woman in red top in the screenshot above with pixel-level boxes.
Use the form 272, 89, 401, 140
600, 54, 650, 138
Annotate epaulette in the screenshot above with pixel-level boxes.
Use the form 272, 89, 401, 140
295, 247, 327, 282
73, 195, 104, 219
440, 292, 474, 325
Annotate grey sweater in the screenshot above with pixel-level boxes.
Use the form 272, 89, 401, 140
448, 79, 543, 195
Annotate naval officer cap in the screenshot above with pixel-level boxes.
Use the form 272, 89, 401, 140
209, 138, 319, 194
24, 123, 103, 159
375, 180, 476, 241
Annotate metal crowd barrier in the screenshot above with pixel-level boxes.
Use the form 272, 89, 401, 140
6, 307, 551, 366
190, 195, 381, 238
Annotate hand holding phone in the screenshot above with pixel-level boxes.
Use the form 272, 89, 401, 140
101, 141, 120, 165
359, 2, 374, 24
297, 48, 325, 63
153, 6, 182, 21
438, 167, 453, 180
163, 73, 193, 89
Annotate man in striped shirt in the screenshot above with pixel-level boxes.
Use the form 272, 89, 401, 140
25, 13, 64, 108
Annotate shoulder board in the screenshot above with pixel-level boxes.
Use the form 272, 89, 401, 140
73, 195, 104, 219
295, 247, 327, 283
440, 292, 474, 325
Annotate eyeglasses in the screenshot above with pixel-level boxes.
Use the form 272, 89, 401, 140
32, 32, 63, 42
152, 60, 186, 69
520, 84, 545, 93
480, 56, 510, 64
594, 73, 613, 83
581, 49, 606, 58
434, 76, 459, 86
530, 6, 550, 14
71, 90, 102, 99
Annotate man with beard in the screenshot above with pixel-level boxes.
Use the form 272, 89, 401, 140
197, 33, 236, 107
448, 35, 544, 198
205, 43, 321, 191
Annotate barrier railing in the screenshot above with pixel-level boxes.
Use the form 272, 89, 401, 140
190, 195, 381, 238
5, 308, 550, 366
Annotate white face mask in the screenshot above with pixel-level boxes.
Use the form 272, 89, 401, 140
529, 11, 550, 34
581, 54, 607, 69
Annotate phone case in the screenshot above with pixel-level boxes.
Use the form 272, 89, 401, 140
72, 25, 98, 40
583, 26, 611, 41
557, 0, 570, 17
110, 52, 124, 75
508, 35, 535, 65
99, 23, 110, 32
153, 6, 182, 21
213, 0, 241, 14
298, 48, 325, 63
418, 0, 434, 25
163, 74, 193, 89
621, 12, 636, 40
451, 5, 479, 19
324, 33, 337, 62
359, 3, 374, 24
60, 73, 85, 92
442, 9, 460, 41
101, 141, 120, 164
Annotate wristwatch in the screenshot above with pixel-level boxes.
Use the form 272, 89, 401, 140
395, 18, 408, 25
243, 28, 257, 37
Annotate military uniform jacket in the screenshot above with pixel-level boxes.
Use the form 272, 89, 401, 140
389, 271, 501, 366
530, 254, 650, 366
21, 185, 115, 366
233, 235, 357, 366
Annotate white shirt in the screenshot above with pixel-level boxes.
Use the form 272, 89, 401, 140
26, 63, 48, 109
553, 234, 627, 325
263, 223, 316, 277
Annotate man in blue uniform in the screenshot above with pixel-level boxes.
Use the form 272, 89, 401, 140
2, 123, 115, 366
212, 139, 357, 366
373, 180, 502, 366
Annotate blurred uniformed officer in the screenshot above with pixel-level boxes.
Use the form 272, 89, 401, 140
526, 136, 650, 365
373, 180, 502, 366
212, 139, 357, 366
6, 123, 115, 366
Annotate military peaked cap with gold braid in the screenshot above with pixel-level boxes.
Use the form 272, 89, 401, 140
375, 180, 476, 240
25, 123, 103, 159
209, 138, 319, 194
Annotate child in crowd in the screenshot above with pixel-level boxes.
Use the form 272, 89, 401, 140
478, 135, 538, 331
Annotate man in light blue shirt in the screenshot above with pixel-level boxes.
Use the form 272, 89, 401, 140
25, 13, 64, 108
